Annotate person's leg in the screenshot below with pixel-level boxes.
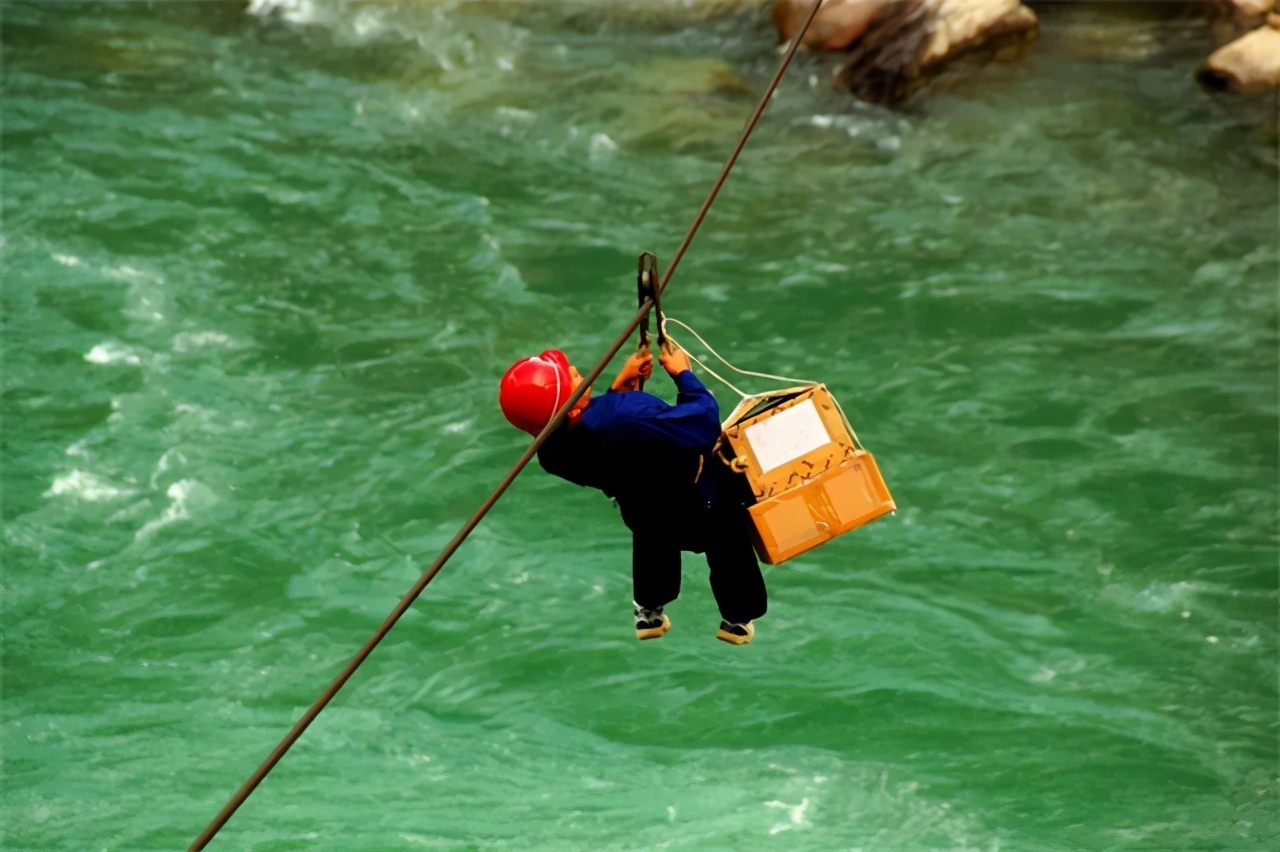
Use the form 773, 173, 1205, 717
633, 528, 682, 609
705, 508, 767, 632
632, 528, 681, 639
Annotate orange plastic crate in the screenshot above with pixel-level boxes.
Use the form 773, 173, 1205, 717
716, 385, 895, 565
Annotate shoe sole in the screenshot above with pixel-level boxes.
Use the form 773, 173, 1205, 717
636, 614, 671, 640
716, 624, 755, 645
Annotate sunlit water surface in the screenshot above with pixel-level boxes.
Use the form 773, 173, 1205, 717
3, 1, 1277, 848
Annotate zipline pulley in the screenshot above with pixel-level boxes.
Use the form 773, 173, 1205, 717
636, 252, 667, 390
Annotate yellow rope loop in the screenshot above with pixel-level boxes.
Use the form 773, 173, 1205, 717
661, 316, 816, 397
829, 394, 865, 451
662, 328, 749, 398
663, 316, 872, 450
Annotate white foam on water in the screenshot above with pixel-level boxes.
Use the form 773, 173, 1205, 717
350, 7, 382, 39
44, 470, 136, 502
494, 106, 536, 123
85, 342, 143, 366
135, 479, 205, 540
247, 0, 324, 25
1131, 580, 1196, 614
172, 330, 244, 353
588, 132, 618, 161
105, 499, 155, 525
97, 261, 172, 323
765, 797, 811, 835
149, 448, 185, 489
102, 264, 155, 285
1031, 666, 1057, 683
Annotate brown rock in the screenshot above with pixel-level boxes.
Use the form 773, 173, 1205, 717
1225, 0, 1275, 17
772, 0, 890, 52
1198, 24, 1280, 92
788, 0, 1038, 104
916, 0, 1037, 69
1210, 0, 1276, 42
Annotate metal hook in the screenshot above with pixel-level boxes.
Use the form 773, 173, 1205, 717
635, 252, 668, 392
636, 252, 667, 350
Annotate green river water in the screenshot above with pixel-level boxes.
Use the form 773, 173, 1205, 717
2, 1, 1277, 848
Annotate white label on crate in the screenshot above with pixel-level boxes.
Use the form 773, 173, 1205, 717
744, 399, 831, 473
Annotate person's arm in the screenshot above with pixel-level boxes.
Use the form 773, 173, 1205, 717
664, 369, 722, 448
624, 341, 719, 450
609, 347, 653, 393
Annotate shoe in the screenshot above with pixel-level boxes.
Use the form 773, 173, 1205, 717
716, 620, 755, 645
634, 603, 671, 640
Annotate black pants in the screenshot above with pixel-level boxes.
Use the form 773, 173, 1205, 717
631, 505, 767, 625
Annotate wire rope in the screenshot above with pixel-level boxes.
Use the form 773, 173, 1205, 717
190, 2, 827, 847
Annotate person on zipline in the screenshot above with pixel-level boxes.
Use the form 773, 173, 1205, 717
498, 342, 767, 645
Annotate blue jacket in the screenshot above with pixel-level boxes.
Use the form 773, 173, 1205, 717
538, 371, 727, 537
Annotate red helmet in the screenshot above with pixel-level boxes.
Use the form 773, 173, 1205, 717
499, 349, 573, 435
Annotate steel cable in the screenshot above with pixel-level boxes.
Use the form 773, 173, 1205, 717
191, 2, 823, 847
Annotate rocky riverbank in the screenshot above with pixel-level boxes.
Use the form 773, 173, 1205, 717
772, 0, 1278, 103
1199, 1, 1280, 93
252, 1, 1279, 104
